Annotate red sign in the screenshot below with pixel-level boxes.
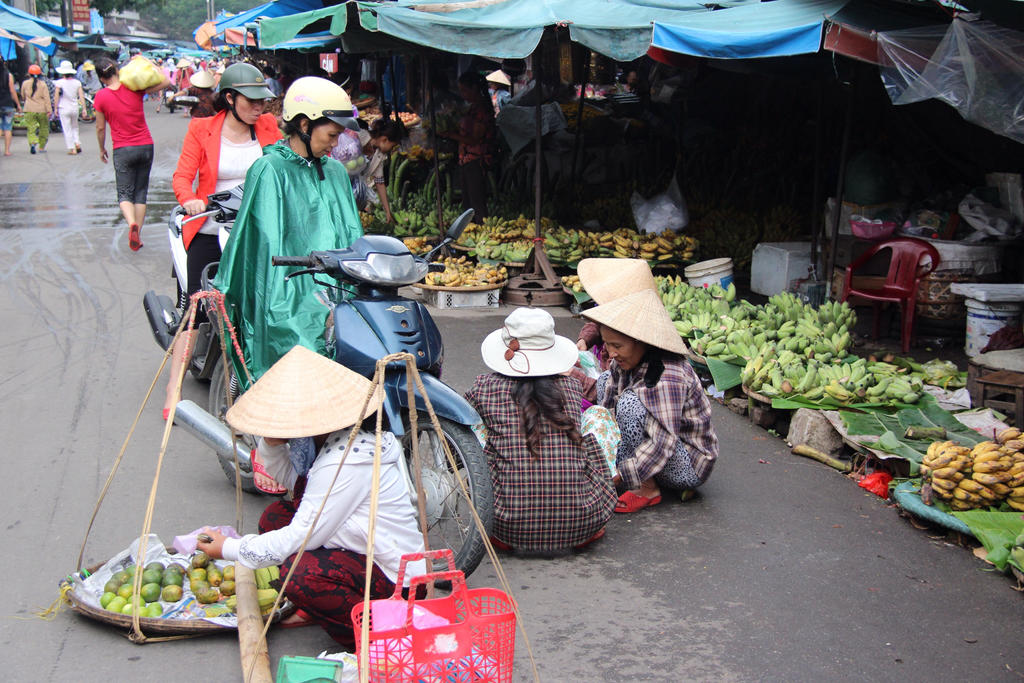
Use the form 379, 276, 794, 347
72, 0, 90, 24
319, 53, 338, 74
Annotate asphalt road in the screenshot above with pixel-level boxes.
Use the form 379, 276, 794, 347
1, 103, 1022, 682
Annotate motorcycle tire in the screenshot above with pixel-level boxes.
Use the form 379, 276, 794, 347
401, 416, 493, 578
208, 357, 259, 494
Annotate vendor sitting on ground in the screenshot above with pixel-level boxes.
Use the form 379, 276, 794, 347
196, 346, 426, 647
582, 288, 719, 513
571, 258, 658, 401
466, 308, 617, 552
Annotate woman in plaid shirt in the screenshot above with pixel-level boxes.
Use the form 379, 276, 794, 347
584, 289, 719, 514
466, 308, 617, 552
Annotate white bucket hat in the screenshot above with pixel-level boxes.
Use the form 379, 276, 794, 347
55, 60, 76, 75
481, 308, 579, 377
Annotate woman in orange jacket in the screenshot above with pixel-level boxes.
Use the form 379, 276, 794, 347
165, 62, 281, 423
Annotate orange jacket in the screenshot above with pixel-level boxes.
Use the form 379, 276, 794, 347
172, 110, 282, 249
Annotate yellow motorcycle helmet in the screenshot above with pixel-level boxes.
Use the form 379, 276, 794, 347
282, 76, 359, 132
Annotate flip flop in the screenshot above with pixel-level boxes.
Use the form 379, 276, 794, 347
615, 491, 661, 514
277, 608, 315, 629
251, 451, 288, 496
488, 536, 513, 552
128, 223, 143, 251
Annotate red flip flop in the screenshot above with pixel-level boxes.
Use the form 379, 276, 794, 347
488, 536, 514, 552
251, 451, 288, 496
277, 608, 315, 629
128, 223, 143, 251
615, 491, 661, 514
573, 527, 606, 550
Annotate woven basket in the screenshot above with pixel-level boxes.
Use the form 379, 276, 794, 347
916, 270, 970, 320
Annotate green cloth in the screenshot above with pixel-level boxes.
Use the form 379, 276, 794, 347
213, 140, 363, 389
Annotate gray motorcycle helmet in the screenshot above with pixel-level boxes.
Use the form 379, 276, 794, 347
219, 62, 275, 100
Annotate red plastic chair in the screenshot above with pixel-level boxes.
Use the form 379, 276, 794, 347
840, 238, 941, 353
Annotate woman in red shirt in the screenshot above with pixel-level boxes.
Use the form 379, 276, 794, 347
93, 57, 171, 251
163, 62, 280, 423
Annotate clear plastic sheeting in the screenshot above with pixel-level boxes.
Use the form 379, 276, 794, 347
877, 18, 1024, 143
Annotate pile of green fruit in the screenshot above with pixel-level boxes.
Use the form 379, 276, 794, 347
99, 561, 185, 618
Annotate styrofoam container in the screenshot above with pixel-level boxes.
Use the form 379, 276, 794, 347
684, 258, 733, 289
965, 299, 1023, 356
929, 240, 1003, 275
951, 283, 1024, 302
751, 242, 811, 296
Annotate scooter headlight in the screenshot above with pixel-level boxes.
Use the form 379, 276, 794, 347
340, 253, 429, 286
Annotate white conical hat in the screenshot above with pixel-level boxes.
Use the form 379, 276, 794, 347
577, 258, 656, 305
582, 288, 687, 356
226, 346, 382, 438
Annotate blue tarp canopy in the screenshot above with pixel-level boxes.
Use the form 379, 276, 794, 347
195, 0, 326, 48
651, 0, 850, 60
0, 0, 68, 57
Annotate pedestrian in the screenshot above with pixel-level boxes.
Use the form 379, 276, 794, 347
486, 69, 511, 115
0, 55, 21, 156
466, 307, 617, 553
438, 71, 495, 219
20, 64, 52, 154
169, 69, 216, 119
164, 62, 280, 422
196, 345, 427, 646
358, 117, 406, 223
583, 288, 720, 512
262, 65, 282, 97
93, 57, 172, 251
53, 60, 85, 155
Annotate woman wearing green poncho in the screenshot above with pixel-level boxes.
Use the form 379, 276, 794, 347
214, 77, 363, 493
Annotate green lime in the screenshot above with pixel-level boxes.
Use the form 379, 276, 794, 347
100, 591, 117, 609
106, 596, 127, 613
116, 583, 134, 600
161, 572, 183, 587
144, 603, 163, 618
140, 582, 161, 603
111, 570, 129, 585
161, 584, 183, 602
144, 562, 164, 574
141, 568, 163, 585
103, 579, 122, 594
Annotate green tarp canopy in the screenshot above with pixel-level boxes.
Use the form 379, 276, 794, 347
260, 0, 780, 59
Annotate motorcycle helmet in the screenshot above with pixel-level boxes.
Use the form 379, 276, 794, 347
219, 62, 274, 100
28, 64, 42, 75
282, 76, 359, 132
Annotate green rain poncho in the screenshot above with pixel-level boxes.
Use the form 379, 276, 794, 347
214, 140, 363, 389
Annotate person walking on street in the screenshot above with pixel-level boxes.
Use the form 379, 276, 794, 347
53, 60, 85, 155
0, 56, 21, 156
20, 64, 52, 154
93, 57, 172, 251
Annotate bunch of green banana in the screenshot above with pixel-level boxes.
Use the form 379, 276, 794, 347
254, 565, 282, 616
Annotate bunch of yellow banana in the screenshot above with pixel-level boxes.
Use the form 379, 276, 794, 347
422, 256, 507, 288
561, 275, 582, 293
637, 230, 699, 263
997, 428, 1024, 511
402, 237, 432, 254
921, 441, 973, 507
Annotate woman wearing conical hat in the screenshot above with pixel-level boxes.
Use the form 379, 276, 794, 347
197, 346, 426, 645
582, 288, 719, 513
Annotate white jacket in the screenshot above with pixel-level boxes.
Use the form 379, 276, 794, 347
221, 430, 426, 584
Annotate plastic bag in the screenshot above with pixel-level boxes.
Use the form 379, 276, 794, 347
577, 350, 601, 379
958, 192, 1021, 242
858, 471, 893, 498
921, 359, 960, 385
119, 56, 163, 92
631, 174, 688, 233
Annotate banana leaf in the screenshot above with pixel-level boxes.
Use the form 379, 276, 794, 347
706, 357, 743, 391
949, 511, 1024, 571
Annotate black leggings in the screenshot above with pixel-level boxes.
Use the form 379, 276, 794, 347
178, 233, 221, 322
459, 159, 489, 219
112, 144, 154, 204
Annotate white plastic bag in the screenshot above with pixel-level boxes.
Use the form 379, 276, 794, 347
958, 192, 1021, 242
631, 174, 688, 233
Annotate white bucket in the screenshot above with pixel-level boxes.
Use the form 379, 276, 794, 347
684, 257, 734, 289
965, 298, 1022, 356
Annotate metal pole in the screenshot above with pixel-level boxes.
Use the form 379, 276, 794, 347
533, 48, 543, 240
809, 74, 825, 281
570, 48, 590, 193
425, 58, 443, 236
825, 76, 855, 300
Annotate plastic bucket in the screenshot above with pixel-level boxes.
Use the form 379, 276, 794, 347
684, 258, 733, 289
965, 298, 1022, 356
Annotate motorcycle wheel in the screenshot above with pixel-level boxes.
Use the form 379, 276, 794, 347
208, 357, 259, 494
401, 416, 493, 578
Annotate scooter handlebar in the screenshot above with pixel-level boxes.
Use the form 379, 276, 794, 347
272, 256, 317, 267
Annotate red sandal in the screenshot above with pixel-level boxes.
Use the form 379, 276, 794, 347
251, 450, 288, 496
573, 527, 606, 550
128, 223, 143, 251
615, 491, 661, 514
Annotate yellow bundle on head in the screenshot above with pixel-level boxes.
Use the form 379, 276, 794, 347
119, 56, 163, 92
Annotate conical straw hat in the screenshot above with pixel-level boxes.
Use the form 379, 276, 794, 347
577, 258, 656, 305
226, 346, 382, 438
582, 288, 687, 356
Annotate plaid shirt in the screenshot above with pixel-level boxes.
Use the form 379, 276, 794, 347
466, 373, 616, 550
600, 357, 718, 490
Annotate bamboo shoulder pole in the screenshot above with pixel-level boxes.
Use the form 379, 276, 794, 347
235, 564, 273, 683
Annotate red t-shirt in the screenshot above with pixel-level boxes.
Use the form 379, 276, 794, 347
94, 85, 153, 148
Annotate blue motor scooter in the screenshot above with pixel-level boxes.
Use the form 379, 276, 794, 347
188, 209, 492, 576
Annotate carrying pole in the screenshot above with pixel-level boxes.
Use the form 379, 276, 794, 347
235, 564, 273, 683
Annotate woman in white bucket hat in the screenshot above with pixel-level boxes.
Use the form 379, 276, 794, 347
467, 307, 617, 553
53, 60, 85, 154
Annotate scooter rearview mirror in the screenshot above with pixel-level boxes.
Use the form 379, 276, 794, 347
446, 209, 475, 242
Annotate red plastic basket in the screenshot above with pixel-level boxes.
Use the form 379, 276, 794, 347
351, 550, 516, 683
849, 216, 898, 241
